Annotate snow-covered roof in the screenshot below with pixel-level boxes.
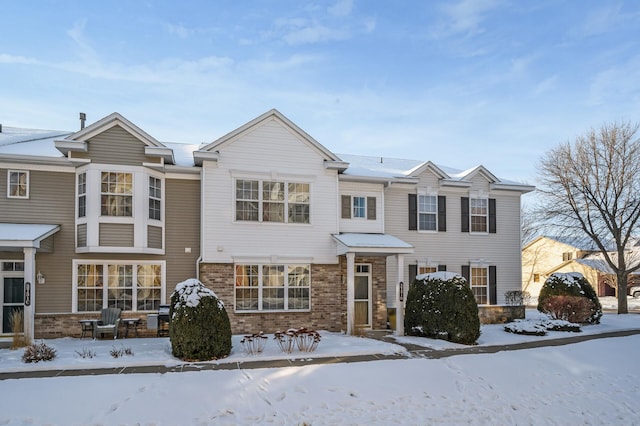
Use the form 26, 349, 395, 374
338, 153, 532, 191
0, 127, 71, 158
0, 223, 60, 248
332, 233, 413, 255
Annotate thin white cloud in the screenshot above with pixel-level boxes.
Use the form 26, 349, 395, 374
329, 0, 353, 17
66, 19, 99, 63
0, 54, 39, 65
166, 23, 193, 39
433, 0, 501, 38
283, 23, 349, 45
532, 75, 558, 98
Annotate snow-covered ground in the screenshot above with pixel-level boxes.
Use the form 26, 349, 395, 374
1, 310, 639, 425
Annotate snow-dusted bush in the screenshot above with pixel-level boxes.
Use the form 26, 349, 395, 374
169, 279, 232, 361
404, 272, 480, 345
22, 341, 57, 363
537, 273, 602, 324
504, 318, 581, 335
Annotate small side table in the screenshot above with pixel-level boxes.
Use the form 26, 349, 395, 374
121, 318, 141, 338
79, 319, 97, 339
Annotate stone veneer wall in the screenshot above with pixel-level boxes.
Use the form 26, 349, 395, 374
478, 305, 525, 324
35, 313, 157, 339
199, 256, 388, 334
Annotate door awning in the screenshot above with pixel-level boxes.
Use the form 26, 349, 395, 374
0, 223, 61, 249
332, 233, 414, 256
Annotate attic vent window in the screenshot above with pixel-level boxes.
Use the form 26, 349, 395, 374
562, 252, 573, 262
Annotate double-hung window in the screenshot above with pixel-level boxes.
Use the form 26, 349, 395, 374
235, 179, 310, 224
7, 170, 28, 198
235, 264, 310, 311
76, 262, 163, 312
471, 266, 488, 304
418, 195, 437, 231
78, 172, 87, 218
101, 172, 133, 216
149, 177, 161, 220
470, 198, 488, 233
353, 196, 366, 218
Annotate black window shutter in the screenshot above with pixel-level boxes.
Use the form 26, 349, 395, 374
408, 194, 417, 230
409, 264, 417, 282
438, 195, 446, 232
367, 197, 376, 220
489, 198, 497, 234
438, 264, 447, 271
489, 266, 497, 304
461, 197, 469, 233
341, 195, 351, 219
461, 265, 470, 285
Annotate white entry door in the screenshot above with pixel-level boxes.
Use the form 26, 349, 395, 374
354, 264, 372, 327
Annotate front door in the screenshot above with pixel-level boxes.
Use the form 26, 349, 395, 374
354, 264, 372, 327
1, 261, 25, 335
2, 277, 25, 334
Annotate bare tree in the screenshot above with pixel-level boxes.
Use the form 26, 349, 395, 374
537, 121, 640, 314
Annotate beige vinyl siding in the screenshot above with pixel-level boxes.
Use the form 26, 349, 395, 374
385, 169, 525, 306
73, 125, 152, 165
0, 169, 76, 312
99, 223, 134, 246
39, 235, 54, 253
147, 225, 163, 249
77, 224, 87, 247
164, 178, 200, 287
200, 118, 339, 264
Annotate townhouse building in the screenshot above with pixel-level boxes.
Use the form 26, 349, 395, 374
0, 110, 533, 341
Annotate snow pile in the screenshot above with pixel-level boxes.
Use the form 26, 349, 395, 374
172, 278, 223, 311
415, 271, 461, 282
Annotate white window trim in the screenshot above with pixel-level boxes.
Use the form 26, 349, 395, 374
352, 196, 366, 219
71, 259, 166, 313
469, 196, 489, 234
469, 263, 489, 306
417, 191, 438, 232
7, 170, 29, 199
234, 263, 311, 313
233, 178, 311, 225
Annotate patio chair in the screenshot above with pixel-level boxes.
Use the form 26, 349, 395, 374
94, 307, 121, 339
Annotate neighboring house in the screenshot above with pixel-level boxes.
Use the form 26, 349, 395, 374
0, 110, 534, 341
522, 235, 640, 299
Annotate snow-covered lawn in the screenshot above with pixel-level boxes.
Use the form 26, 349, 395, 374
1, 311, 639, 425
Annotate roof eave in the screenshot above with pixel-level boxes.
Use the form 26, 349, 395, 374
193, 150, 220, 166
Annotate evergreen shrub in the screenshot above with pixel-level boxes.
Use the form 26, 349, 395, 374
169, 278, 232, 361
404, 272, 480, 345
537, 273, 602, 324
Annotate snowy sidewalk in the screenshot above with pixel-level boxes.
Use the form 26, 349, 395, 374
2, 327, 640, 381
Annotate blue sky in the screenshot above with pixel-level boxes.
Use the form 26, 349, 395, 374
1, 0, 639, 184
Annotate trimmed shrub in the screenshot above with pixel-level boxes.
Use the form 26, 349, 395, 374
537, 273, 602, 324
169, 279, 232, 361
540, 295, 595, 323
404, 272, 480, 345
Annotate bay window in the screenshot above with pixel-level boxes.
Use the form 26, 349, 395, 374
101, 172, 133, 216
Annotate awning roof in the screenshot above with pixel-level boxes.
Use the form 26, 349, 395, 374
0, 223, 61, 248
332, 233, 414, 255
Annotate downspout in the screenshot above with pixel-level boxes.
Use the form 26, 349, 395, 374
195, 255, 202, 280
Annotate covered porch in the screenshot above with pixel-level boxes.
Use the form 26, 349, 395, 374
332, 233, 413, 336
0, 223, 60, 342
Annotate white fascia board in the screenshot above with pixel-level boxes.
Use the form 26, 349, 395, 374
490, 182, 536, 193
193, 150, 220, 166
54, 139, 87, 155
324, 160, 350, 172
145, 146, 175, 164
0, 155, 74, 170
339, 174, 419, 185
439, 179, 473, 188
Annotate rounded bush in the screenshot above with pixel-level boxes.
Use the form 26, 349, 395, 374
537, 273, 602, 324
169, 279, 232, 361
404, 272, 480, 345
